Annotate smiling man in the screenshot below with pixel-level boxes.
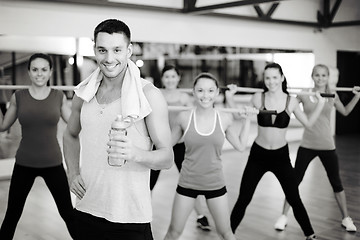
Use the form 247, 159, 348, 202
63, 19, 173, 240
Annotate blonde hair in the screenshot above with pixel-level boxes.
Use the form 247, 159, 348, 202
312, 64, 332, 93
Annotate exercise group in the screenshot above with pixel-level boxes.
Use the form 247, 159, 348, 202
0, 19, 359, 240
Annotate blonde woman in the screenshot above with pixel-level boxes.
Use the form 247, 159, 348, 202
274, 64, 360, 232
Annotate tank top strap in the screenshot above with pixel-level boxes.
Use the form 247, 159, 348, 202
183, 109, 195, 137
261, 93, 265, 110
215, 110, 225, 135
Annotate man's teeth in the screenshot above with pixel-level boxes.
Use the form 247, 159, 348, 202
105, 64, 117, 69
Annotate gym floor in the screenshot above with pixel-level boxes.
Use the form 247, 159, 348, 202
0, 121, 359, 240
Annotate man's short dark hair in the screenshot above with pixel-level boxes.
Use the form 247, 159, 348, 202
94, 19, 131, 44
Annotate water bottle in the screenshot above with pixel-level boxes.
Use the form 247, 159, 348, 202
108, 115, 132, 167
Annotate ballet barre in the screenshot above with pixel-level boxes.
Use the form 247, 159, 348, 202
168, 105, 277, 115
0, 85, 75, 91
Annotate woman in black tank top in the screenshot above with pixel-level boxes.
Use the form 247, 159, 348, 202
230, 63, 325, 240
0, 53, 75, 239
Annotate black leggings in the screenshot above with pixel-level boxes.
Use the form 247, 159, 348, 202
150, 142, 185, 190
294, 147, 343, 192
0, 164, 76, 239
230, 143, 314, 236
0, 103, 7, 115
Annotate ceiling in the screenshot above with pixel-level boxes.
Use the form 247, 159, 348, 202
27, 0, 360, 28
1, 0, 359, 69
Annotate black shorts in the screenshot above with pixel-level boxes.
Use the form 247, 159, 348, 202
176, 185, 227, 199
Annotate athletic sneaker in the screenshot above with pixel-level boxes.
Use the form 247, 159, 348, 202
197, 216, 211, 231
274, 215, 288, 231
342, 216, 357, 232
305, 234, 317, 240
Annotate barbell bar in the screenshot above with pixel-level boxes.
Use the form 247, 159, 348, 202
0, 85, 75, 91
168, 105, 276, 115
0, 85, 356, 97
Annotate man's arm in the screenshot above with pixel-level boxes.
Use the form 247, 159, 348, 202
141, 84, 174, 170
106, 84, 174, 170
60, 94, 71, 123
63, 95, 86, 199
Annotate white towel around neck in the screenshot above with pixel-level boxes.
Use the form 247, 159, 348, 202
74, 60, 152, 121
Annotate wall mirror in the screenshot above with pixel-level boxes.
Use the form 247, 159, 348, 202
0, 36, 314, 165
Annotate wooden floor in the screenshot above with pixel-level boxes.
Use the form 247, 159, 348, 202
0, 133, 359, 240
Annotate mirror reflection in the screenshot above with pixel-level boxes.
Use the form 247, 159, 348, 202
0, 39, 313, 162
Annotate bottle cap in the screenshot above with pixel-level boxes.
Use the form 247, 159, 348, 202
112, 115, 132, 130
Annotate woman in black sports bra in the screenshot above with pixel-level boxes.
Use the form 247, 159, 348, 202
230, 62, 325, 240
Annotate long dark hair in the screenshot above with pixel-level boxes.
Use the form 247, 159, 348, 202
263, 62, 288, 94
27, 53, 53, 70
160, 65, 181, 88
161, 64, 180, 77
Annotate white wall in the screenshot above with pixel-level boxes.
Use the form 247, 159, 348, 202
0, 0, 359, 69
